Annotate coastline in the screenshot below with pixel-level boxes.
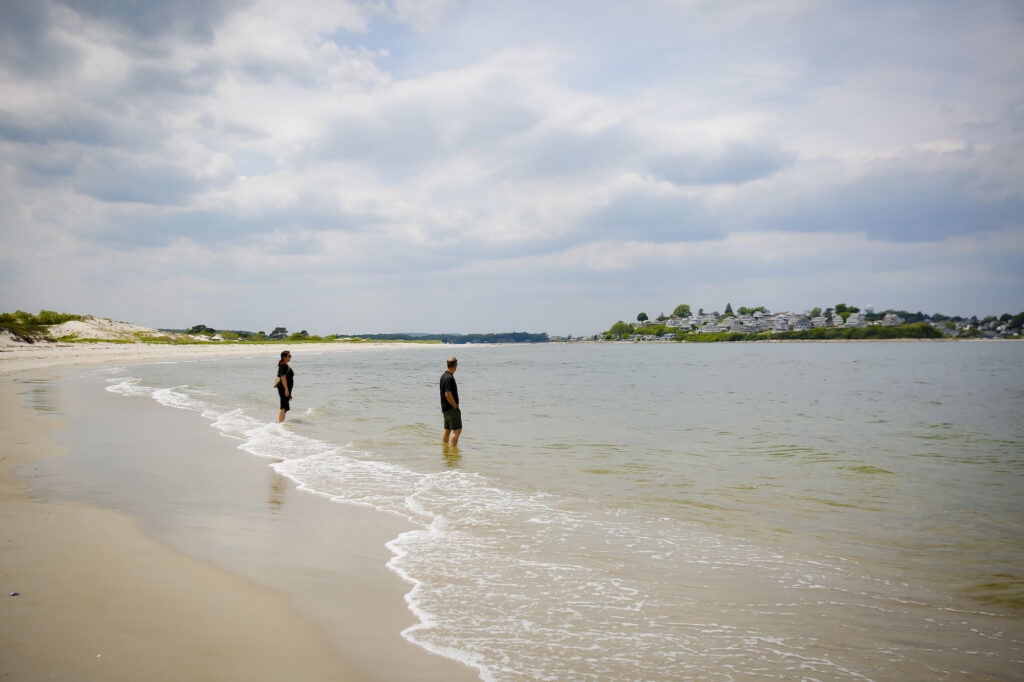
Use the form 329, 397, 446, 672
0, 343, 479, 682
0, 340, 418, 377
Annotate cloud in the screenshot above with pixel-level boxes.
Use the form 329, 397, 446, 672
648, 141, 794, 185
749, 148, 1024, 242
390, 0, 457, 32
584, 184, 721, 243
2, 0, 1023, 332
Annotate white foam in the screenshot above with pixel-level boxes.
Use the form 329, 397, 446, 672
105, 377, 148, 396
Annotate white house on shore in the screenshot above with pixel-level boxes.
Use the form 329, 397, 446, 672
844, 312, 867, 328
882, 313, 906, 326
666, 317, 695, 329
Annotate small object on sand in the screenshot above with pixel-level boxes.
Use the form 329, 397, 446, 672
10, 592, 20, 596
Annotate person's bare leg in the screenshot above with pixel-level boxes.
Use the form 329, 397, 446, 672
442, 428, 451, 443
450, 429, 461, 447
279, 408, 286, 423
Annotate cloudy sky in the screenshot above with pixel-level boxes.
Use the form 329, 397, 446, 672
1, 0, 1022, 334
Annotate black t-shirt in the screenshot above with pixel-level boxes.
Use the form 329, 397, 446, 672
439, 370, 458, 411
277, 363, 294, 390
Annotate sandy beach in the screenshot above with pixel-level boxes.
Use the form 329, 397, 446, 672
0, 342, 479, 682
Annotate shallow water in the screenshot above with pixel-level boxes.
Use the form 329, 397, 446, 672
35, 342, 1024, 679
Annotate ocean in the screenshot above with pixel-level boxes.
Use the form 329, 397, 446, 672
35, 341, 1024, 680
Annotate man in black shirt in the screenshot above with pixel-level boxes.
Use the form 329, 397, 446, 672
440, 357, 461, 447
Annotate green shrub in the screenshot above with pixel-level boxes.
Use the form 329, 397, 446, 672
1, 310, 83, 338
36, 310, 83, 325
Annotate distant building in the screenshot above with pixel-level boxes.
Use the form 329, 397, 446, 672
882, 313, 905, 326
845, 313, 867, 328
694, 312, 718, 325
789, 316, 813, 331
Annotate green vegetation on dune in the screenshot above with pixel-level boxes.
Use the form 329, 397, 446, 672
1, 310, 82, 338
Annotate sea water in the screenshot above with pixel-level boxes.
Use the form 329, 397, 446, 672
80, 343, 1024, 678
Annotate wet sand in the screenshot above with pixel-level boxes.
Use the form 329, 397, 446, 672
0, 343, 478, 682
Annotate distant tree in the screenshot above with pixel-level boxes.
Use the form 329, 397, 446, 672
269, 326, 288, 339
810, 307, 822, 318
656, 312, 668, 321
824, 307, 834, 321
188, 324, 215, 335
637, 312, 649, 323
737, 306, 767, 315
724, 303, 734, 316
932, 313, 948, 322
673, 304, 692, 318
1008, 312, 1024, 330
608, 321, 633, 339
835, 303, 859, 315
698, 308, 704, 316
999, 313, 1012, 323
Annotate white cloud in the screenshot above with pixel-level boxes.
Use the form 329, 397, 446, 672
391, 0, 458, 31
1, 0, 1022, 332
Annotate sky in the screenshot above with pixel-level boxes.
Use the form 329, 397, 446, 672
1, 0, 1022, 335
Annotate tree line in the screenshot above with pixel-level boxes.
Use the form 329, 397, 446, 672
342, 331, 549, 344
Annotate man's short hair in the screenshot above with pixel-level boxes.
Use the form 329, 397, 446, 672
447, 357, 458, 369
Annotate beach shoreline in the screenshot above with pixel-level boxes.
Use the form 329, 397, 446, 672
0, 340, 421, 377
0, 343, 480, 682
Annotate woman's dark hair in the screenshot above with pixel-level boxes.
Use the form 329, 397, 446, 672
279, 350, 291, 366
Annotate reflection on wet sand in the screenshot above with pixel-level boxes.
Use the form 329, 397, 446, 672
268, 466, 287, 512
18, 379, 60, 414
442, 444, 461, 469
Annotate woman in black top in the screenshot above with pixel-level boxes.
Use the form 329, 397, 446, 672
277, 350, 294, 422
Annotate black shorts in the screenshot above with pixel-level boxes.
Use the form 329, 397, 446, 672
442, 407, 462, 431
278, 388, 291, 411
